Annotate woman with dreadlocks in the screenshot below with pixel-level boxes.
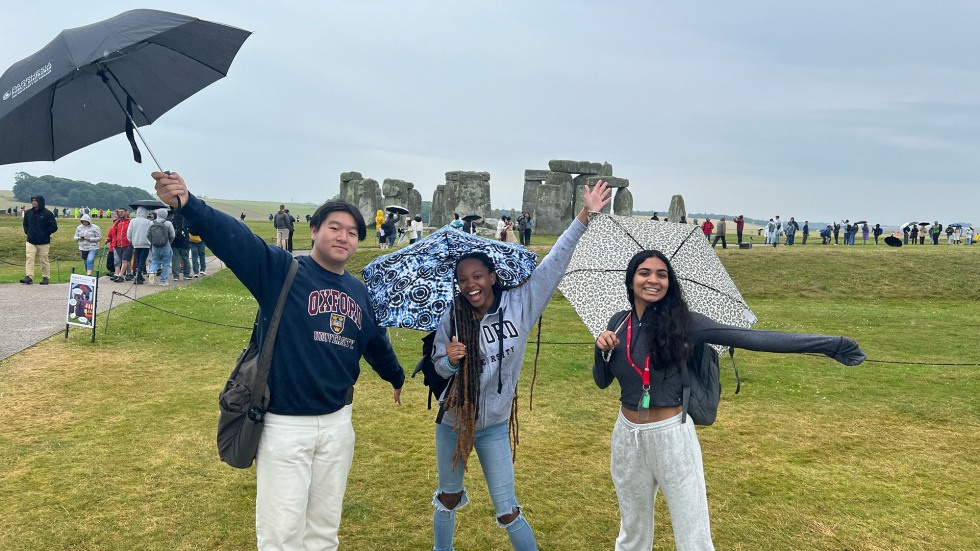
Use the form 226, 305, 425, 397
594, 250, 867, 550
429, 180, 611, 550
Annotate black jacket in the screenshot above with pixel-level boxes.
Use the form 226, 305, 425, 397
23, 195, 58, 245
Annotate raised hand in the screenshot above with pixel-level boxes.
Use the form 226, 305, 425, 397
577, 179, 613, 225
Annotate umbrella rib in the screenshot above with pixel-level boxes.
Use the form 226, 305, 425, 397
669, 225, 701, 259
144, 38, 231, 76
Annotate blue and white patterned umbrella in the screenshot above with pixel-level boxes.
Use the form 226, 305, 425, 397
361, 226, 539, 331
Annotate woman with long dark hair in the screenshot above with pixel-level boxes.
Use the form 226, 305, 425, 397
429, 181, 611, 551
594, 250, 866, 550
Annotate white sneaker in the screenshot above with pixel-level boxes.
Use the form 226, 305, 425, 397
159, 280, 169, 286
199, 271, 207, 276
192, 272, 199, 278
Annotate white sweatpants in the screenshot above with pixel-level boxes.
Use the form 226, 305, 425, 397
255, 406, 355, 551
610, 411, 714, 551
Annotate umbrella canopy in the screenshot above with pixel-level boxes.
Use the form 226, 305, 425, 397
462, 214, 482, 221
361, 226, 538, 331
129, 199, 169, 210
948, 223, 963, 228
918, 222, 931, 226
854, 220, 868, 225
884, 236, 902, 247
559, 213, 756, 347
0, 9, 251, 165
385, 205, 410, 215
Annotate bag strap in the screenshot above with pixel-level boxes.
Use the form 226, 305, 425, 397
681, 347, 692, 425
249, 259, 299, 410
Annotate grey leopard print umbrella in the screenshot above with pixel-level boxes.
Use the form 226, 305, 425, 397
559, 212, 756, 342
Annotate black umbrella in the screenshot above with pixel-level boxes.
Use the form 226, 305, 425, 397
129, 199, 170, 210
385, 205, 410, 215
0, 9, 251, 169
884, 236, 902, 247
462, 214, 482, 221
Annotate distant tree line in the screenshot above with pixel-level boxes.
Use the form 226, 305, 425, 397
12, 172, 153, 209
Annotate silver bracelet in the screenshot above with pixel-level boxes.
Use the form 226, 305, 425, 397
601, 349, 612, 362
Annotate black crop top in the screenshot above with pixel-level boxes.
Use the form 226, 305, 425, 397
592, 310, 865, 411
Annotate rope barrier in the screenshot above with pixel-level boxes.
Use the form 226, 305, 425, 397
107, 290, 252, 330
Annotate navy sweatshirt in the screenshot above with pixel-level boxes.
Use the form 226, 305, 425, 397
181, 193, 404, 415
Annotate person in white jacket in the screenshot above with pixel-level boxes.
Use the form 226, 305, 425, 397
73, 214, 102, 275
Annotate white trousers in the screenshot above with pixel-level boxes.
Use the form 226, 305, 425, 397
256, 406, 355, 551
610, 411, 714, 551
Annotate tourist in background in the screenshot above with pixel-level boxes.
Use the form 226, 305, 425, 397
73, 214, 101, 276
21, 195, 58, 285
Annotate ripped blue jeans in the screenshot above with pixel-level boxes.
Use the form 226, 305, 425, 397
433, 421, 537, 551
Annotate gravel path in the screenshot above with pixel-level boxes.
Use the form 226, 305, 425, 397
0, 256, 227, 361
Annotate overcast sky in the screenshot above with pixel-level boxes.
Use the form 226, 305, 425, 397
2, 1, 978, 225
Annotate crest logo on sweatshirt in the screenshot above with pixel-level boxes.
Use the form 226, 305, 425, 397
308, 288, 363, 329
330, 313, 345, 334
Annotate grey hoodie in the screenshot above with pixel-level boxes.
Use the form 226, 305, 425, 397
432, 218, 587, 430
150, 207, 176, 247
127, 206, 152, 248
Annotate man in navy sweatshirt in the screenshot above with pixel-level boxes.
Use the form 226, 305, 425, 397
152, 171, 404, 551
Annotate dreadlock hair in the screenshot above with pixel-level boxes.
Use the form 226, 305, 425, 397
624, 250, 692, 370
442, 252, 506, 469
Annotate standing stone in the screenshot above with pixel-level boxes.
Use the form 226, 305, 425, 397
431, 185, 446, 227
352, 178, 380, 228
382, 179, 412, 209
442, 180, 459, 223
522, 180, 542, 215
575, 175, 619, 215
455, 172, 491, 222
667, 195, 686, 223
339, 171, 363, 204
534, 184, 566, 235
545, 171, 575, 222
613, 188, 633, 216
407, 188, 422, 223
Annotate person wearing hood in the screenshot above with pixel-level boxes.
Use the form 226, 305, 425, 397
147, 208, 176, 286
127, 206, 153, 284
73, 214, 102, 276
21, 195, 58, 285
168, 209, 192, 281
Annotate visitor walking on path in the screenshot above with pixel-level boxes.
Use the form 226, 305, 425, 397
21, 195, 58, 285
72, 214, 102, 276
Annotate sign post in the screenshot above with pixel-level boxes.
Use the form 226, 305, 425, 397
66, 272, 98, 343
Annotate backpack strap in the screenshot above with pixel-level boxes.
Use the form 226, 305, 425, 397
247, 259, 299, 419
681, 347, 692, 425
729, 346, 740, 394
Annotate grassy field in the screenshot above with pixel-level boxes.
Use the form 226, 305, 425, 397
1, 217, 978, 550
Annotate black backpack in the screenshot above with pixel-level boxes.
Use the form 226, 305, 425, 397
411, 332, 453, 420
681, 343, 738, 426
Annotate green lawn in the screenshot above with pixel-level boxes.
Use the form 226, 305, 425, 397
1, 223, 978, 549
